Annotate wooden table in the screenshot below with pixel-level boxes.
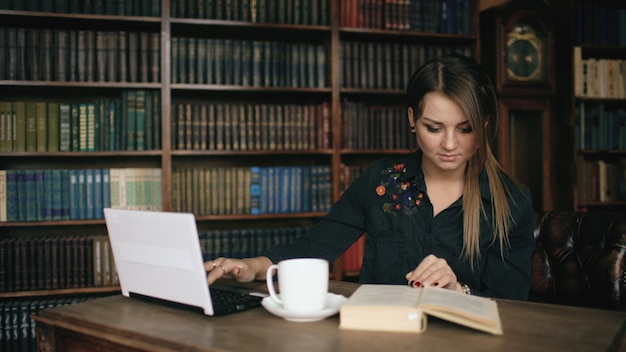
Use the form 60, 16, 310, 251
33, 280, 626, 352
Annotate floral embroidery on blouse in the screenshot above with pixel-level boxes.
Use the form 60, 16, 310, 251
376, 163, 423, 213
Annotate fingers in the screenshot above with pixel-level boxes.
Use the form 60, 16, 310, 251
405, 254, 457, 290
205, 258, 236, 285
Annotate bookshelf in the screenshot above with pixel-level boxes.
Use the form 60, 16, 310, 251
0, 1, 480, 345
570, 0, 626, 212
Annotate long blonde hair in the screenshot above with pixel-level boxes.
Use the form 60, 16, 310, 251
406, 53, 516, 267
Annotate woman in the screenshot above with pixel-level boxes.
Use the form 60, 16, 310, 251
205, 53, 535, 300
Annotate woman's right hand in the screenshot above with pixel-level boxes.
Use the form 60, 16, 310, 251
204, 256, 273, 285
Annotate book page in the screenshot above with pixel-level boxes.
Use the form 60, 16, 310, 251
418, 287, 498, 320
342, 284, 422, 308
417, 286, 502, 335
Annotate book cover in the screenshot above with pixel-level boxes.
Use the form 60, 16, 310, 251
340, 284, 503, 335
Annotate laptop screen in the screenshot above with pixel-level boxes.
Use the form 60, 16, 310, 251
104, 208, 216, 315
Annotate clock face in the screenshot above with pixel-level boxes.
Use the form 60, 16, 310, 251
506, 38, 540, 80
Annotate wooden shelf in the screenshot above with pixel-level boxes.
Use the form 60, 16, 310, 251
0, 286, 120, 299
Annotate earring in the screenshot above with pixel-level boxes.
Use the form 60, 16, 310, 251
410, 125, 416, 133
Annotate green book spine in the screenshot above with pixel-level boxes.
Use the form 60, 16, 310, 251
70, 103, 80, 151
25, 102, 37, 152
87, 102, 97, 151
125, 90, 137, 150
59, 103, 71, 151
78, 103, 88, 151
125, 168, 137, 210
108, 99, 117, 151
0, 101, 7, 152
47, 102, 60, 152
152, 168, 162, 211
0, 170, 6, 221
135, 90, 146, 150
35, 102, 47, 152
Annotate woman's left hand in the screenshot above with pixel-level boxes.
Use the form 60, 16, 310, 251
405, 254, 462, 292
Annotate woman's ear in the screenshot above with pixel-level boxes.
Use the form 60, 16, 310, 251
407, 107, 415, 131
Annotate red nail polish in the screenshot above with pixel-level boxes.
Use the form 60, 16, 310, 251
415, 281, 422, 288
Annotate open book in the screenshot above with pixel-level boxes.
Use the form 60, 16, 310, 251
339, 284, 503, 335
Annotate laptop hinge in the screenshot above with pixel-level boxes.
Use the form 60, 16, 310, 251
129, 292, 206, 315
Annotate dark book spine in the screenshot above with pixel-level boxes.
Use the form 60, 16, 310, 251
57, 30, 68, 81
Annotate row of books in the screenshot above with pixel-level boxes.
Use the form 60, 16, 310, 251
171, 166, 333, 215
576, 157, 626, 204
0, 90, 161, 152
574, 48, 626, 99
0, 28, 160, 83
574, 2, 626, 47
171, 37, 327, 88
1, 295, 110, 352
0, 224, 306, 293
341, 41, 473, 90
342, 101, 417, 150
170, 0, 330, 25
0, 168, 163, 222
0, 235, 118, 292
198, 226, 307, 261
0, 0, 160, 16
575, 102, 626, 151
340, 0, 473, 35
171, 101, 331, 151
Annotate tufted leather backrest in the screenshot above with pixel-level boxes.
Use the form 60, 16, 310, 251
529, 211, 626, 310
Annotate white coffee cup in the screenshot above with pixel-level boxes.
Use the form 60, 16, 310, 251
266, 258, 329, 314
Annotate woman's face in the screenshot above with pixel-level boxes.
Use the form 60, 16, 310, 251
408, 92, 479, 175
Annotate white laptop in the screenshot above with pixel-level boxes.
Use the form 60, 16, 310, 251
103, 208, 264, 316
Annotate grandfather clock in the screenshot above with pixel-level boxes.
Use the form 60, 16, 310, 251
480, 0, 555, 211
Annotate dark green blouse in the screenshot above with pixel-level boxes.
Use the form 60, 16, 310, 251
264, 150, 535, 300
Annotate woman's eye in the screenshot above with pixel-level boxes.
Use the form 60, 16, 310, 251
426, 126, 440, 132
460, 127, 473, 133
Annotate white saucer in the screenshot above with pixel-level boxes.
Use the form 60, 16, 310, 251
261, 293, 348, 322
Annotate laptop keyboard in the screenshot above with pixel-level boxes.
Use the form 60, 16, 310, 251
210, 288, 263, 315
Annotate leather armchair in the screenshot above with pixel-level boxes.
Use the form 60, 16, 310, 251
530, 211, 626, 310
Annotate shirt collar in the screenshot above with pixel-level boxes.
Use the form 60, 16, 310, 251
401, 149, 493, 203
